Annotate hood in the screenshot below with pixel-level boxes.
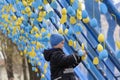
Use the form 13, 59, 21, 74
43, 48, 62, 61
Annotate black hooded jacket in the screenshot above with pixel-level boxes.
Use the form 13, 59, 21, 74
43, 48, 82, 80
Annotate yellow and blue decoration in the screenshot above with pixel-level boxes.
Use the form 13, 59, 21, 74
0, 0, 113, 79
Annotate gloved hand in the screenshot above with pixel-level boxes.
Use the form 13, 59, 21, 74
77, 49, 87, 57
77, 49, 83, 56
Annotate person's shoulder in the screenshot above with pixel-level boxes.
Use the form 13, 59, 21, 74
49, 48, 63, 59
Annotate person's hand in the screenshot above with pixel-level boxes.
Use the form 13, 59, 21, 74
82, 50, 87, 57
77, 49, 86, 56
81, 50, 87, 60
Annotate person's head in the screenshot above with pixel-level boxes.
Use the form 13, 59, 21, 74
50, 34, 65, 49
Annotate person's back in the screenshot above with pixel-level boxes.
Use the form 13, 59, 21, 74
43, 34, 86, 80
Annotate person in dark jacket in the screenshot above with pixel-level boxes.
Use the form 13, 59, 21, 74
43, 33, 86, 80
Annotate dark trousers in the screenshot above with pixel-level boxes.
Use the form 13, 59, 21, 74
53, 73, 78, 80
